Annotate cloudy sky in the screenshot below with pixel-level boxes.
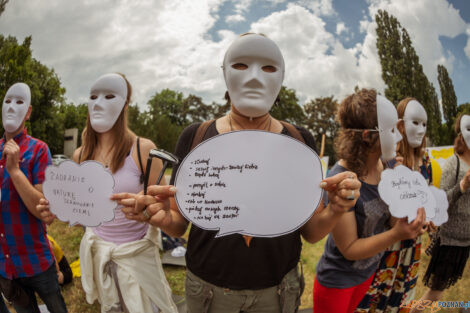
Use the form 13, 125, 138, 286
0, 0, 469, 111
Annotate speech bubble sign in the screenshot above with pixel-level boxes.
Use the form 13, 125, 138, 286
379, 165, 437, 222
43, 160, 116, 226
428, 186, 449, 226
174, 130, 323, 238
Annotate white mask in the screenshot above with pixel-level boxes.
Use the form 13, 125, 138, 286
223, 34, 285, 118
377, 95, 402, 161
2, 83, 31, 133
460, 115, 470, 149
88, 73, 128, 133
403, 100, 427, 148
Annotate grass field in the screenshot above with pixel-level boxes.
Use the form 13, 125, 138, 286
40, 220, 470, 313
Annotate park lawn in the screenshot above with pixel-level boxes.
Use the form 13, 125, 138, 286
44, 220, 470, 313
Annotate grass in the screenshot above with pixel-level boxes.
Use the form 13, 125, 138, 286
40, 221, 470, 313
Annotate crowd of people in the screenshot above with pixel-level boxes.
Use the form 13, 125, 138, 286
0, 33, 468, 313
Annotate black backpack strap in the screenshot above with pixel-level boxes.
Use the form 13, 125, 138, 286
136, 137, 145, 184
190, 120, 215, 151
455, 153, 460, 185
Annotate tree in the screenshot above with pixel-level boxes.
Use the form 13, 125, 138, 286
57, 103, 88, 147
304, 96, 339, 160
0, 0, 8, 17
0, 35, 66, 153
437, 64, 458, 144
270, 86, 306, 126
147, 89, 186, 127
375, 10, 441, 144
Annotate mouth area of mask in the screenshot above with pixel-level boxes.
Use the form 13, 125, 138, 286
223, 34, 285, 118
2, 83, 31, 133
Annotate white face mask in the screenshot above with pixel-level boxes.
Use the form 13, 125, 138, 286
88, 73, 128, 133
403, 100, 427, 148
377, 95, 402, 161
460, 115, 470, 149
223, 34, 285, 118
2, 83, 31, 133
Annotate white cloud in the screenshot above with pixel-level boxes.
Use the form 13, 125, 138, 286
465, 27, 470, 60
297, 0, 335, 17
226, 14, 245, 23
336, 22, 348, 35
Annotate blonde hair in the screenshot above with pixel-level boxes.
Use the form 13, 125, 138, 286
80, 73, 135, 173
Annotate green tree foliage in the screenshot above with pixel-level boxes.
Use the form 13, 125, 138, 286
0, 0, 8, 17
57, 103, 88, 147
0, 35, 66, 153
375, 10, 441, 144
304, 96, 339, 160
438, 65, 458, 124
270, 86, 306, 126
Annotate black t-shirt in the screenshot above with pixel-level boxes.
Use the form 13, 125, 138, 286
170, 121, 318, 290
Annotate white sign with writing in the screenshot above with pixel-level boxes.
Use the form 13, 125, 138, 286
174, 130, 323, 238
379, 165, 445, 222
43, 160, 116, 226
428, 186, 449, 226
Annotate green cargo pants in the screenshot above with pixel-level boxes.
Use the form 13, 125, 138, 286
185, 264, 304, 313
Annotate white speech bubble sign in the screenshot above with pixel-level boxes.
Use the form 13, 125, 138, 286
43, 160, 116, 226
428, 186, 449, 226
378, 165, 436, 222
174, 130, 323, 238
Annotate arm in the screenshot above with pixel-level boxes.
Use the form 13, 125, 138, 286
332, 207, 426, 261
440, 155, 465, 206
4, 139, 45, 219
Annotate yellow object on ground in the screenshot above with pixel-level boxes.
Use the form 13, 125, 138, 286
47, 235, 64, 262
70, 259, 81, 278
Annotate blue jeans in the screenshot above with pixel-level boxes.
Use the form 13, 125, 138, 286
12, 264, 67, 313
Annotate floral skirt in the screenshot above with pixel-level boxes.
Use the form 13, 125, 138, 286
354, 236, 422, 313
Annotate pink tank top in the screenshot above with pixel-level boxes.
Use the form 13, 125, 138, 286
92, 144, 149, 245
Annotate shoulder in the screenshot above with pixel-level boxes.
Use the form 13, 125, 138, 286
327, 162, 347, 178
30, 137, 50, 151
290, 124, 317, 152
443, 154, 458, 171
72, 147, 82, 163
137, 137, 157, 151
177, 122, 204, 145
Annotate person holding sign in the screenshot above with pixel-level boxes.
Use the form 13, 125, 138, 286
0, 83, 67, 313
314, 89, 427, 313
113, 33, 361, 313
412, 113, 470, 312
38, 73, 177, 313
355, 98, 429, 312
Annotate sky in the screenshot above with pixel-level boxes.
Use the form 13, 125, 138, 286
0, 0, 469, 111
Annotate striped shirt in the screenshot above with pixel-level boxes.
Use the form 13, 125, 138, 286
0, 129, 54, 278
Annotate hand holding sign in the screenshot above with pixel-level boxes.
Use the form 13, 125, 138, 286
43, 160, 116, 226
174, 130, 323, 238
379, 165, 448, 223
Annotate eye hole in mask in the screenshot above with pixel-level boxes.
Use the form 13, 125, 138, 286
16, 100, 23, 104
90, 95, 97, 100
105, 94, 115, 100
5, 99, 11, 104
232, 63, 248, 70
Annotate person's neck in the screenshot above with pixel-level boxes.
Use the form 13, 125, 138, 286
361, 151, 383, 185
96, 131, 114, 154
5, 127, 24, 141
229, 106, 272, 131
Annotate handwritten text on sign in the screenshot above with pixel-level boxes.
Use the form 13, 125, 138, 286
379, 165, 448, 222
174, 130, 323, 238
43, 160, 116, 226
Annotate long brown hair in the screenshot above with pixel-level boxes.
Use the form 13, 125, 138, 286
396, 97, 426, 169
80, 73, 135, 173
454, 113, 468, 155
335, 88, 380, 177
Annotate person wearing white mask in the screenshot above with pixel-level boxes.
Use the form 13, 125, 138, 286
113, 33, 361, 313
0, 83, 68, 313
411, 113, 470, 313
314, 89, 426, 313
355, 98, 429, 313
37, 73, 177, 313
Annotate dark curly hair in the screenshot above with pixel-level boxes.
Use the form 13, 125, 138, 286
335, 88, 380, 177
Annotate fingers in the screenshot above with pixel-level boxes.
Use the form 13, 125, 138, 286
321, 171, 358, 191
328, 194, 358, 214
146, 185, 177, 200
110, 192, 137, 201
394, 156, 404, 167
